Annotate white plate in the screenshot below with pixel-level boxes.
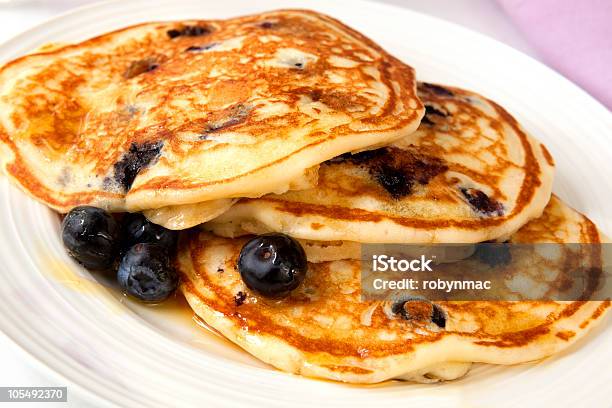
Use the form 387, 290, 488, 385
0, 0, 610, 407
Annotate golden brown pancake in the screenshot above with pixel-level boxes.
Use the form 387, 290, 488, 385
177, 196, 609, 383
0, 9, 423, 213
143, 164, 319, 230
205, 83, 554, 243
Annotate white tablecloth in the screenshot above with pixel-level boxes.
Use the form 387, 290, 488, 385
0, 0, 536, 406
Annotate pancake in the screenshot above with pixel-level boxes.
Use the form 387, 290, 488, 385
298, 239, 361, 263
177, 196, 609, 383
144, 164, 319, 230
143, 198, 238, 231
205, 83, 555, 243
0, 9, 423, 213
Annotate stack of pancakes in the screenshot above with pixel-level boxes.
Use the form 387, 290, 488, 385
0, 10, 608, 383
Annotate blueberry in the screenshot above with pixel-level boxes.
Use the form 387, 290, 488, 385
117, 243, 178, 302
107, 141, 163, 192
237, 233, 307, 298
392, 297, 446, 328
166, 25, 210, 39
121, 213, 177, 252
460, 188, 504, 216
61, 206, 120, 270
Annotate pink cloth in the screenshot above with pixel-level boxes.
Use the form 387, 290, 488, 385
497, 0, 612, 110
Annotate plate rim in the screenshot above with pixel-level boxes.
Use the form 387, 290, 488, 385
0, 1, 610, 407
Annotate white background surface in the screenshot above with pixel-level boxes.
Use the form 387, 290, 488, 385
0, 0, 539, 405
